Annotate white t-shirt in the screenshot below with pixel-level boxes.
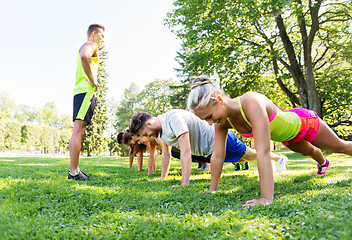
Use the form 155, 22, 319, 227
158, 109, 214, 157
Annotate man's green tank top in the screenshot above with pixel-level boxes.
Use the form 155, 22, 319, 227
227, 97, 301, 142
73, 52, 99, 95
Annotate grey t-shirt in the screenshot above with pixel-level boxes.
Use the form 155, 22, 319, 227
158, 109, 214, 157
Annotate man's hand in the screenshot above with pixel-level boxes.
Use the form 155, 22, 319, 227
85, 79, 98, 91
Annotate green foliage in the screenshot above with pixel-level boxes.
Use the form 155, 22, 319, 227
1, 152, 352, 239
0, 92, 72, 152
2, 120, 22, 150
166, 0, 352, 130
82, 46, 109, 156
13, 104, 37, 123
0, 92, 17, 120
137, 79, 182, 116
169, 82, 191, 110
115, 82, 142, 133
37, 102, 60, 127
115, 78, 184, 134
106, 98, 119, 156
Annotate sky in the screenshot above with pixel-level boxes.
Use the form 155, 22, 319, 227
1, 0, 181, 116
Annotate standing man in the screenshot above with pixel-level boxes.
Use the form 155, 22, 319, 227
68, 24, 105, 180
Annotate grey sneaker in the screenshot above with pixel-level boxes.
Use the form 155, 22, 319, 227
275, 155, 288, 173
68, 170, 90, 181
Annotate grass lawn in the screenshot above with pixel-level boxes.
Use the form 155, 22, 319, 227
1, 150, 351, 239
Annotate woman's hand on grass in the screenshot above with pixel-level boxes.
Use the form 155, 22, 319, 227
171, 183, 189, 188
203, 189, 216, 194
242, 197, 273, 209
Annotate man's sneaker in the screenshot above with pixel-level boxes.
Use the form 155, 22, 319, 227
316, 159, 330, 177
275, 155, 288, 173
241, 162, 250, 170
68, 170, 90, 181
233, 163, 241, 171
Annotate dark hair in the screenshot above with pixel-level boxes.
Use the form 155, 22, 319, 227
129, 112, 153, 134
117, 131, 132, 144
117, 132, 124, 144
134, 143, 147, 153
87, 24, 105, 37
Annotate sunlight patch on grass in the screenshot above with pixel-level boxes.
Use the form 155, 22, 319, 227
93, 164, 120, 167
17, 163, 50, 166
223, 186, 241, 194
287, 169, 316, 175
0, 177, 23, 189
190, 174, 211, 181
95, 171, 112, 177
73, 184, 120, 194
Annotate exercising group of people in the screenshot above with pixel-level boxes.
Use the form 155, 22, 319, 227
68, 24, 352, 208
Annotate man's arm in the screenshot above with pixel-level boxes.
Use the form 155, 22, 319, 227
80, 42, 98, 90
177, 132, 192, 186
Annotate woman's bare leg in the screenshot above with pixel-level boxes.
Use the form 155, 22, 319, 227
311, 119, 352, 155
285, 140, 325, 165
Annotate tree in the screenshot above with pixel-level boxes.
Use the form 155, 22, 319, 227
14, 104, 37, 123
137, 79, 182, 116
37, 102, 60, 127
0, 92, 17, 121
166, 0, 352, 128
115, 82, 141, 132
82, 46, 109, 156
3, 120, 22, 150
107, 97, 119, 156
169, 83, 190, 109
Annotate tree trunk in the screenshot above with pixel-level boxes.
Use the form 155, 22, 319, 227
275, 14, 309, 108
303, 48, 322, 116
300, 0, 323, 116
272, 57, 300, 106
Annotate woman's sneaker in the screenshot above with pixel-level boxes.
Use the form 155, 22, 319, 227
275, 155, 288, 173
198, 163, 210, 170
316, 159, 330, 176
68, 169, 90, 181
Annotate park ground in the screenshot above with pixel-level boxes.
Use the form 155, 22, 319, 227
0, 150, 351, 239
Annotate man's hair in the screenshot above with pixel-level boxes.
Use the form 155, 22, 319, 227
87, 24, 105, 37
129, 112, 153, 134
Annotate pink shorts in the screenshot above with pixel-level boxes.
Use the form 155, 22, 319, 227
282, 108, 320, 146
